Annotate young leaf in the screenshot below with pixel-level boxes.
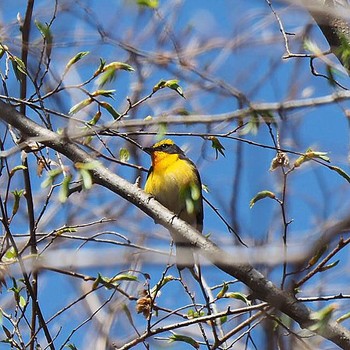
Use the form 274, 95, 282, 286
109, 274, 138, 283
137, 0, 159, 8
9, 165, 27, 177
0, 44, 8, 60
168, 334, 199, 349
11, 56, 27, 80
93, 58, 106, 77
239, 114, 260, 135
79, 169, 93, 190
98, 62, 134, 86
11, 189, 24, 216
224, 292, 250, 305
330, 165, 350, 183
91, 89, 116, 98
164, 79, 185, 98
19, 295, 26, 308
119, 148, 130, 162
59, 174, 72, 203
153, 79, 185, 98
309, 304, 338, 331
65, 51, 90, 73
69, 98, 93, 115
4, 246, 17, 260
216, 282, 228, 299
320, 260, 339, 272
208, 136, 225, 159
35, 20, 53, 57
100, 101, 120, 119
55, 227, 77, 235
75, 161, 100, 171
41, 168, 63, 188
87, 111, 102, 126
150, 275, 175, 296
294, 148, 330, 168
337, 311, 350, 323
66, 344, 78, 350
308, 245, 327, 267
250, 191, 276, 208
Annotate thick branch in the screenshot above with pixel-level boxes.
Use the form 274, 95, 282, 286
1, 101, 350, 348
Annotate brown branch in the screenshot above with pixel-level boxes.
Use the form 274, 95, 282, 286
1, 101, 350, 349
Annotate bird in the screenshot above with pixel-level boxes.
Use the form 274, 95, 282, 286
144, 139, 203, 270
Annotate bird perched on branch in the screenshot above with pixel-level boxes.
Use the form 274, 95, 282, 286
144, 139, 203, 270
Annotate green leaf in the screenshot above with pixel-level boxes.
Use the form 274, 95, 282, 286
309, 304, 337, 332
100, 101, 120, 119
94, 273, 138, 289
220, 315, 228, 324
294, 148, 330, 168
19, 295, 26, 308
330, 165, 350, 183
87, 111, 101, 126
93, 58, 106, 77
59, 174, 72, 203
320, 260, 339, 272
55, 227, 77, 235
168, 333, 199, 349
208, 136, 225, 159
9, 165, 27, 177
224, 292, 250, 305
91, 89, 116, 98
119, 148, 130, 162
216, 282, 228, 299
308, 245, 327, 267
304, 39, 322, 56
75, 160, 100, 171
11, 189, 24, 216
65, 51, 89, 72
109, 274, 138, 283
79, 169, 92, 190
65, 344, 78, 350
153, 79, 185, 98
249, 191, 276, 208
150, 275, 175, 295
35, 20, 53, 57
240, 114, 260, 135
4, 247, 17, 260
137, 0, 159, 8
11, 56, 27, 80
187, 309, 205, 319
165, 79, 185, 98
41, 168, 63, 188
69, 98, 93, 115
98, 62, 134, 87
0, 44, 8, 60
337, 311, 350, 323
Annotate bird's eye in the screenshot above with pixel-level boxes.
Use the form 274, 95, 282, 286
160, 144, 169, 150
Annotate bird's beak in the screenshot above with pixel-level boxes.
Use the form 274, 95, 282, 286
143, 147, 153, 155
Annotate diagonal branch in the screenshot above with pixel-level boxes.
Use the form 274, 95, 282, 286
1, 100, 350, 349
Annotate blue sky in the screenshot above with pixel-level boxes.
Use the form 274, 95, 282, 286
1, 1, 350, 349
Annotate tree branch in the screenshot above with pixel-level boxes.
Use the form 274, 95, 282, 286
1, 100, 350, 348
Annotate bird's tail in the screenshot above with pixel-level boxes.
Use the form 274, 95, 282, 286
175, 241, 195, 270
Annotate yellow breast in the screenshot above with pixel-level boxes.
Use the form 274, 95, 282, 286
145, 155, 201, 227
